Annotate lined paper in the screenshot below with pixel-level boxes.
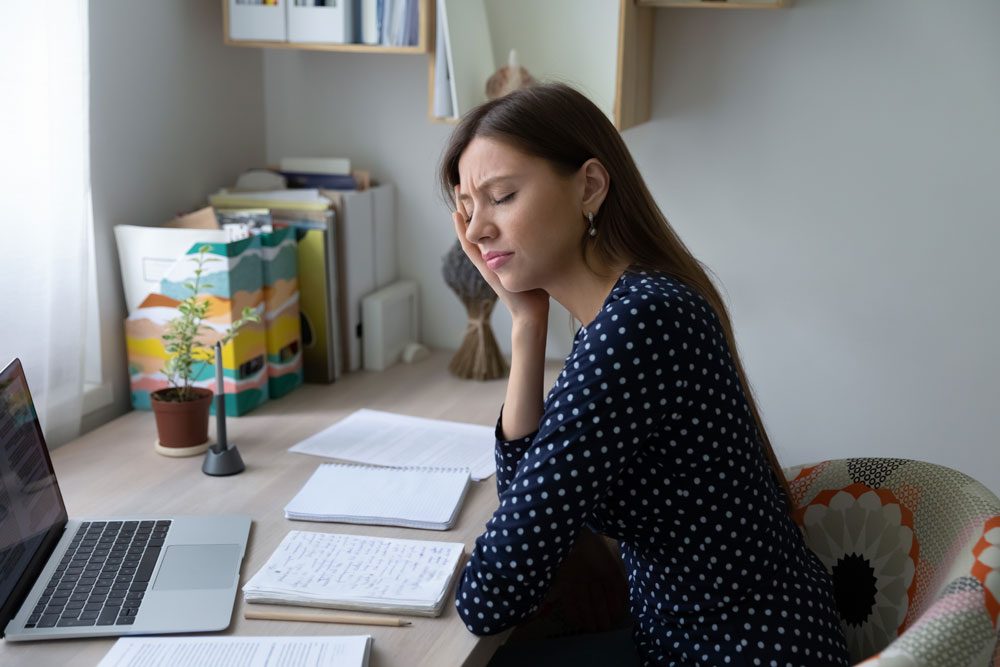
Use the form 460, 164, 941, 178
288, 410, 496, 480
243, 531, 465, 617
285, 463, 471, 530
98, 635, 372, 667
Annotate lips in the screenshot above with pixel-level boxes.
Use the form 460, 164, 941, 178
483, 251, 513, 271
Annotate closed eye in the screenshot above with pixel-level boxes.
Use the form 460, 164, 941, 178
491, 193, 515, 206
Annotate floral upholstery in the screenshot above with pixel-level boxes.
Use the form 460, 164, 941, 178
785, 458, 1000, 667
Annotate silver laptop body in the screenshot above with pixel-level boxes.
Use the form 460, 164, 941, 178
1, 359, 251, 641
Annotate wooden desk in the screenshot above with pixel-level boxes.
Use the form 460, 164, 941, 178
0, 351, 561, 667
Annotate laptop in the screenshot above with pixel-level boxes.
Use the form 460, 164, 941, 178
0, 358, 251, 641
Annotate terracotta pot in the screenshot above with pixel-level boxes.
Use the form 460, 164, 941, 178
150, 387, 213, 455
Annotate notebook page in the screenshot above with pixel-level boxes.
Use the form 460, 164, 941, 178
244, 531, 465, 606
288, 410, 496, 480
98, 635, 372, 667
285, 464, 470, 527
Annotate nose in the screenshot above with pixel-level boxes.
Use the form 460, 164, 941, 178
465, 208, 495, 245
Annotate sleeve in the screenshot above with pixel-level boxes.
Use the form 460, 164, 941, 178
493, 409, 537, 497
455, 294, 689, 636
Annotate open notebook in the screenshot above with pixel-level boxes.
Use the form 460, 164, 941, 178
285, 463, 471, 530
243, 531, 465, 617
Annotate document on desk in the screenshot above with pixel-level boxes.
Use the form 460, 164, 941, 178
288, 409, 496, 480
285, 463, 472, 530
97, 635, 372, 667
243, 530, 465, 617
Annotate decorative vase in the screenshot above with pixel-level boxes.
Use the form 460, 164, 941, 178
150, 387, 213, 457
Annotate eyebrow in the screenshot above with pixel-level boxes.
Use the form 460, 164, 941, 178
457, 175, 517, 202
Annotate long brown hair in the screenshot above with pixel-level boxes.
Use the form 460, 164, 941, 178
439, 82, 793, 510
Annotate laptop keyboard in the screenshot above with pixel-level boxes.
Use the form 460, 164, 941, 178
25, 520, 171, 629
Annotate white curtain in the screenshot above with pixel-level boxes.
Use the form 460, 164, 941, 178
0, 1, 91, 447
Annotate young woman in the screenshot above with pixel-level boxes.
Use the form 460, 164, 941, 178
440, 83, 850, 667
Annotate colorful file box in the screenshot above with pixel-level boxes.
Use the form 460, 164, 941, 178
125, 236, 273, 416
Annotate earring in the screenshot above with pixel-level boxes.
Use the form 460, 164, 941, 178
586, 211, 597, 238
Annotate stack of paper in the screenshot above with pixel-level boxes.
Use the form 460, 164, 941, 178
243, 531, 465, 617
289, 409, 496, 481
285, 463, 471, 530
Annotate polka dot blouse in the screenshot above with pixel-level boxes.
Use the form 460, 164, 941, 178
455, 270, 850, 666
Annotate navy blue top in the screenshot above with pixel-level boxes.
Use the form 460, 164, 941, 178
455, 270, 850, 666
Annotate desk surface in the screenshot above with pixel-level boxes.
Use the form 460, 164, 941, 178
0, 351, 561, 667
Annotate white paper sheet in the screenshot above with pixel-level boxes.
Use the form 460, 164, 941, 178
288, 409, 496, 480
98, 635, 372, 667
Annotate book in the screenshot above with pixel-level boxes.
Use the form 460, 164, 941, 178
99, 635, 372, 667
281, 171, 358, 190
274, 215, 342, 382
433, 0, 455, 118
285, 463, 471, 530
288, 409, 496, 480
324, 185, 396, 372
442, 0, 494, 116
359, 0, 379, 45
279, 157, 352, 175
209, 189, 332, 212
243, 531, 465, 617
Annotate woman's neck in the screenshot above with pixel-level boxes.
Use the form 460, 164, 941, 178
546, 260, 630, 327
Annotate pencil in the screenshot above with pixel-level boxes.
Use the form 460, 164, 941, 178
244, 608, 412, 627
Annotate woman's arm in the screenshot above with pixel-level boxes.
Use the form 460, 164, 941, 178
451, 188, 552, 491
500, 318, 548, 441
456, 295, 691, 636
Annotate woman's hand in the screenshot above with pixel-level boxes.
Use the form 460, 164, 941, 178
452, 186, 550, 325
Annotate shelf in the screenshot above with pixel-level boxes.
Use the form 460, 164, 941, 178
637, 0, 790, 9
222, 0, 431, 55
222, 39, 427, 55
427, 0, 653, 132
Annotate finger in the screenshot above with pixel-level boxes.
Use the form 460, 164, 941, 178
453, 214, 493, 281
452, 212, 476, 256
453, 185, 466, 219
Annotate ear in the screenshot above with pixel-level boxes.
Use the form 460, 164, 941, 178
578, 158, 610, 214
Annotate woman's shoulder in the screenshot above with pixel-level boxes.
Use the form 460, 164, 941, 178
582, 269, 720, 346
605, 269, 709, 317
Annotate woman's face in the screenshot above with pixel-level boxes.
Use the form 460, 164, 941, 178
456, 137, 587, 294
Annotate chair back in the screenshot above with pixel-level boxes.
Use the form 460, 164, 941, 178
786, 458, 1000, 666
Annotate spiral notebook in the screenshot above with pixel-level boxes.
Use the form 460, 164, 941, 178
243, 531, 465, 617
285, 463, 472, 530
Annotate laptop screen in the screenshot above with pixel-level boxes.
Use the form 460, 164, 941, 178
0, 359, 68, 631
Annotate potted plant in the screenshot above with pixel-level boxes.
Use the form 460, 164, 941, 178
151, 245, 259, 457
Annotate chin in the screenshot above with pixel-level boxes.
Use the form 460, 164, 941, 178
497, 272, 534, 294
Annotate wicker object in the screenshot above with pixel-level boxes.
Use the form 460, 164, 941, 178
442, 241, 508, 380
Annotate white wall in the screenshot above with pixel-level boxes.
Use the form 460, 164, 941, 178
86, 0, 266, 432
261, 0, 1000, 492
634, 0, 1000, 490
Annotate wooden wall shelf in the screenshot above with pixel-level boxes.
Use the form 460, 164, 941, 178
222, 0, 791, 130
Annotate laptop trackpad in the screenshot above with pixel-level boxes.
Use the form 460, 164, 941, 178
153, 544, 241, 590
